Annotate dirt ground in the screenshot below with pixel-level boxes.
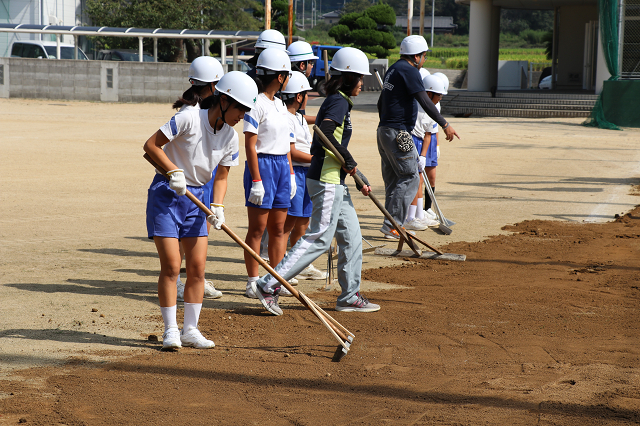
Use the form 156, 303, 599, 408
1, 97, 639, 425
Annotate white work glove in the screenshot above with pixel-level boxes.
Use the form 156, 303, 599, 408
290, 173, 297, 200
437, 145, 441, 160
167, 169, 186, 196
248, 180, 265, 206
206, 204, 225, 230
417, 156, 426, 172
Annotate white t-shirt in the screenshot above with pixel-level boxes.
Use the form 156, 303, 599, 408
412, 102, 440, 139
159, 108, 239, 186
288, 112, 312, 167
243, 93, 294, 155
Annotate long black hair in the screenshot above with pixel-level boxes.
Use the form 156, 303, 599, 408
325, 72, 362, 97
172, 83, 213, 110
253, 70, 289, 94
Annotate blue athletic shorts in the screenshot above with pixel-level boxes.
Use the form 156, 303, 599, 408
244, 153, 291, 209
146, 174, 208, 239
202, 166, 218, 207
424, 133, 438, 167
288, 166, 312, 218
412, 134, 423, 155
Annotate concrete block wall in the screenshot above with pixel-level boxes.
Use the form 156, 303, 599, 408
0, 58, 190, 103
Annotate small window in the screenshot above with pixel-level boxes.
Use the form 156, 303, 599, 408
11, 43, 23, 57
106, 68, 113, 88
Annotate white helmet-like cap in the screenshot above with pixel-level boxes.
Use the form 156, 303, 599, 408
214, 71, 258, 110
419, 68, 431, 80
329, 47, 371, 76
400, 35, 430, 55
282, 71, 313, 94
422, 74, 446, 95
256, 47, 292, 74
287, 41, 319, 63
432, 72, 449, 95
255, 29, 287, 51
188, 56, 224, 85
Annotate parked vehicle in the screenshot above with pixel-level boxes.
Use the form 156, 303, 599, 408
309, 45, 342, 96
539, 75, 552, 89
223, 58, 251, 72
10, 41, 88, 60
96, 49, 155, 62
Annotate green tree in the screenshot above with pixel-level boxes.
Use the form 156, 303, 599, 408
85, 0, 261, 62
253, 0, 296, 36
329, 2, 396, 58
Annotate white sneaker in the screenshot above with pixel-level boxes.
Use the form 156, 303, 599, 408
403, 218, 428, 231
296, 264, 328, 280
288, 277, 298, 285
280, 285, 294, 297
176, 276, 185, 302
245, 279, 258, 299
204, 280, 223, 299
162, 327, 182, 350
419, 217, 440, 228
180, 327, 215, 349
425, 208, 437, 220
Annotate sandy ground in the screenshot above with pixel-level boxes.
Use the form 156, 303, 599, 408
0, 96, 639, 425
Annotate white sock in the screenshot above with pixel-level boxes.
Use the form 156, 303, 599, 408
407, 205, 417, 222
183, 302, 202, 331
416, 198, 424, 219
160, 305, 178, 332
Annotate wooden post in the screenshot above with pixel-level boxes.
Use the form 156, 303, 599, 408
419, 0, 425, 36
288, 0, 294, 45
265, 0, 272, 29
407, 0, 414, 36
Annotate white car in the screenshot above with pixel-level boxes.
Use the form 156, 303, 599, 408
10, 41, 88, 60
539, 75, 552, 89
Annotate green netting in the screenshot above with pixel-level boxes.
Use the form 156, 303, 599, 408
583, 0, 622, 130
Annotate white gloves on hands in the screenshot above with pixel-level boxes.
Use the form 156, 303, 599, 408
167, 169, 186, 196
248, 180, 265, 206
437, 145, 441, 160
290, 174, 297, 200
418, 156, 426, 172
207, 204, 225, 230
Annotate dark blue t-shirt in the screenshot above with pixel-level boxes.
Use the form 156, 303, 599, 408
378, 59, 425, 132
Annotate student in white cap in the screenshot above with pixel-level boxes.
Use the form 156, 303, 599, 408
377, 35, 459, 239
242, 48, 296, 298
144, 72, 258, 350
246, 29, 288, 78
251, 47, 380, 316
287, 40, 319, 125
170, 56, 226, 301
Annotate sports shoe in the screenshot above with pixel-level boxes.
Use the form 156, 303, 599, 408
289, 277, 298, 285
419, 217, 440, 228
245, 279, 258, 299
280, 285, 294, 297
180, 327, 215, 349
296, 264, 328, 280
162, 327, 182, 350
176, 276, 185, 302
204, 280, 223, 299
380, 227, 416, 240
335, 293, 381, 313
251, 281, 283, 316
425, 208, 437, 220
403, 218, 428, 231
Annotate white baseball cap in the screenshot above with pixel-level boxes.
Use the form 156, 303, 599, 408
188, 56, 224, 85
329, 47, 371, 76
400, 35, 430, 55
287, 41, 319, 63
215, 71, 259, 109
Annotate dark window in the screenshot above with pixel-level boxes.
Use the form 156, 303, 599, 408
11, 43, 23, 57
106, 68, 113, 88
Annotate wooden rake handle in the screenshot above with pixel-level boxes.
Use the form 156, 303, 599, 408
143, 153, 352, 347
311, 125, 436, 256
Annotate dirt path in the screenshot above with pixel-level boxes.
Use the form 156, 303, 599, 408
0, 98, 639, 425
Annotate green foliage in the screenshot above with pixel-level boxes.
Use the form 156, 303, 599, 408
444, 56, 468, 69
331, 2, 396, 58
85, 0, 261, 61
542, 31, 553, 60
301, 23, 337, 45
364, 3, 396, 26
343, 0, 373, 14
270, 0, 296, 36
518, 29, 546, 46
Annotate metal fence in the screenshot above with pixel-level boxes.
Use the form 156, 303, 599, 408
621, 0, 640, 78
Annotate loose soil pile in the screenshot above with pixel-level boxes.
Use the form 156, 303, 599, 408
1, 206, 638, 425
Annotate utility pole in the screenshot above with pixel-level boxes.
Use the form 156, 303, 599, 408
419, 0, 425, 36
265, 0, 272, 29
407, 0, 414, 36
430, 0, 435, 47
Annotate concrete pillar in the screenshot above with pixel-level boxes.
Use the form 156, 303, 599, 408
488, 5, 500, 90
468, 0, 496, 91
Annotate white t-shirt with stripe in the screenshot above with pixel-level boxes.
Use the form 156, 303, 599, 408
289, 112, 312, 167
243, 93, 294, 155
159, 108, 239, 186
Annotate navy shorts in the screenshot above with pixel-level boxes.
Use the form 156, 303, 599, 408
202, 166, 218, 206
424, 133, 438, 167
243, 153, 291, 209
288, 166, 312, 218
146, 174, 208, 239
